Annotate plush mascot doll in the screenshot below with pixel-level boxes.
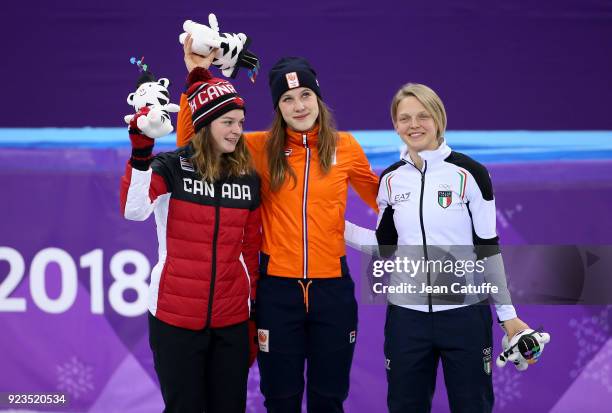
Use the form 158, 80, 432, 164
124, 58, 180, 139
496, 328, 551, 371
179, 13, 260, 82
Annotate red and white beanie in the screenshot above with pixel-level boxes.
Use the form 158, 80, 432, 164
186, 67, 245, 134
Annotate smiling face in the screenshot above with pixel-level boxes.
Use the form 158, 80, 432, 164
277, 87, 320, 132
394, 96, 440, 153
209, 109, 245, 156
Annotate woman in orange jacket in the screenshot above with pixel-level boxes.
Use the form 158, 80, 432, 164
179, 36, 378, 413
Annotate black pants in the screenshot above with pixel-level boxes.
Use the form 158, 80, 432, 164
256, 275, 358, 413
385, 304, 494, 413
148, 313, 249, 413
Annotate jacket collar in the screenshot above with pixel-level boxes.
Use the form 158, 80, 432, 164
286, 124, 320, 147
401, 140, 452, 165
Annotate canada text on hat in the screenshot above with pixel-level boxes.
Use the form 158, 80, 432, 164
188, 82, 238, 114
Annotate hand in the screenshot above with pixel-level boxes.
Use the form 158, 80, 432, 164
183, 33, 218, 73
129, 107, 153, 146
501, 317, 530, 339
128, 107, 155, 170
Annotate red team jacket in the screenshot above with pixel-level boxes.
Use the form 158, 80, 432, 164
120, 144, 262, 330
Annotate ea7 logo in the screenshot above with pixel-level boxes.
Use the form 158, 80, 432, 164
393, 192, 411, 203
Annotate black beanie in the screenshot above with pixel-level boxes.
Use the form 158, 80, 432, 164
268, 57, 322, 108
136, 71, 156, 88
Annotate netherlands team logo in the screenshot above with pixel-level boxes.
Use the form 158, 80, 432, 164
286, 72, 300, 89
258, 329, 270, 352
438, 190, 452, 208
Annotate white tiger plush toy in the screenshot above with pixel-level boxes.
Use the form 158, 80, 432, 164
179, 13, 260, 81
496, 328, 551, 371
124, 71, 180, 139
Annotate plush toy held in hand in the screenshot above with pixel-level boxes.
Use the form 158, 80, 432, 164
179, 13, 260, 82
124, 59, 180, 139
496, 328, 551, 371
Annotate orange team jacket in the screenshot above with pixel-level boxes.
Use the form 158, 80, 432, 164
177, 93, 379, 278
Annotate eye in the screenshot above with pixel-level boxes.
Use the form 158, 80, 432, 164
302, 91, 311, 98
418, 113, 431, 120
282, 97, 292, 103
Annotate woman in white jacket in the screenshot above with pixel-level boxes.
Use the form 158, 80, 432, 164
345, 83, 532, 413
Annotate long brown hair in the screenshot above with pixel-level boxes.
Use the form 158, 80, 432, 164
190, 125, 252, 182
265, 97, 338, 192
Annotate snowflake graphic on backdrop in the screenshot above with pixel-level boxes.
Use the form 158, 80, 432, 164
246, 365, 264, 413
493, 365, 523, 409
56, 356, 94, 400
569, 306, 612, 391
497, 204, 523, 229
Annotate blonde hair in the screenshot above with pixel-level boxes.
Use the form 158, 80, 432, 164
390, 83, 447, 142
265, 96, 338, 192
190, 125, 252, 182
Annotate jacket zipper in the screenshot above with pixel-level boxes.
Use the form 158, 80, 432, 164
206, 184, 221, 327
411, 160, 432, 312
302, 133, 310, 279
239, 255, 252, 314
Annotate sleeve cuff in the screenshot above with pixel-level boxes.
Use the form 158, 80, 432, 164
495, 304, 517, 322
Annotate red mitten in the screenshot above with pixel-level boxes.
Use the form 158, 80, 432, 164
128, 107, 155, 171
248, 319, 258, 367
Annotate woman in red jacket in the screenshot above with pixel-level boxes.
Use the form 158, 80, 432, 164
120, 66, 261, 413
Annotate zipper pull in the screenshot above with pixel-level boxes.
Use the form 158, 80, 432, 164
302, 134, 307, 147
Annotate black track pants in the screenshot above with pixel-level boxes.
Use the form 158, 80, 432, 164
148, 313, 249, 413
256, 275, 358, 413
385, 304, 494, 413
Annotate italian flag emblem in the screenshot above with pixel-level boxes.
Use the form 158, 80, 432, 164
438, 191, 452, 208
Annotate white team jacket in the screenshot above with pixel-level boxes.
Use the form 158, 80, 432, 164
345, 141, 517, 321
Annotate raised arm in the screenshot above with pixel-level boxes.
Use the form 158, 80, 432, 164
177, 34, 217, 147
120, 108, 172, 221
